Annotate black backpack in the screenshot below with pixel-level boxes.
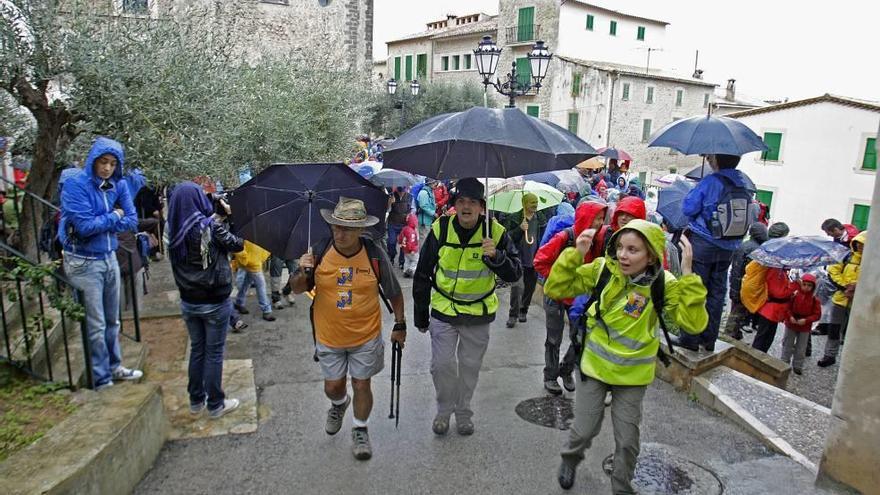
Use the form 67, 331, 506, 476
711, 175, 757, 240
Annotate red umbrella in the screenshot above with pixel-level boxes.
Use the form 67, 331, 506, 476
596, 147, 633, 161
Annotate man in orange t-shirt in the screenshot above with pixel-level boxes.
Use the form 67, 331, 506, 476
292, 197, 405, 461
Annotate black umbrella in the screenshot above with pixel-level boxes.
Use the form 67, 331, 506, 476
229, 163, 388, 260
383, 107, 598, 179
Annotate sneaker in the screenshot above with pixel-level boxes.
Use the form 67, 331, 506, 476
742, 324, 755, 334
271, 291, 282, 304
190, 400, 207, 415
112, 366, 143, 381
95, 381, 114, 391
558, 461, 576, 490
456, 416, 475, 436
326, 396, 351, 435
544, 379, 562, 395
233, 303, 249, 315
273, 300, 286, 310
506, 316, 517, 328
432, 415, 450, 435
231, 320, 248, 333
286, 294, 296, 305
561, 374, 576, 393
262, 313, 276, 322
351, 427, 372, 460
817, 356, 836, 368
208, 398, 240, 419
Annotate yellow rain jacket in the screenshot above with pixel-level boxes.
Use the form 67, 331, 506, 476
544, 220, 708, 386
232, 240, 271, 273
740, 261, 769, 314
828, 231, 866, 308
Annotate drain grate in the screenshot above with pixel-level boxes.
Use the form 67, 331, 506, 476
515, 396, 574, 430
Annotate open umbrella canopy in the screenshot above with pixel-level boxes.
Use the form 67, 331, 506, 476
553, 168, 587, 193
229, 163, 388, 260
596, 147, 633, 161
655, 173, 688, 185
370, 168, 419, 188
656, 179, 695, 230
748, 236, 851, 269
648, 115, 769, 156
576, 157, 605, 170
383, 107, 598, 180
522, 171, 561, 188
487, 179, 563, 213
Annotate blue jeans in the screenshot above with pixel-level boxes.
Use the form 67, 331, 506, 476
387, 223, 404, 265
181, 299, 231, 410
679, 234, 734, 347
64, 255, 122, 387
234, 270, 271, 314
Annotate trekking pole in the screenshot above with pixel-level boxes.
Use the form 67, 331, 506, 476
389, 340, 397, 419
394, 341, 402, 428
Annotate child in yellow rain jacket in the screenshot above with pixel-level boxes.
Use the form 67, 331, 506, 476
232, 240, 275, 321
818, 230, 866, 367
545, 220, 708, 494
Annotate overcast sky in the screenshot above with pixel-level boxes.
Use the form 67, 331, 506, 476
374, 0, 880, 102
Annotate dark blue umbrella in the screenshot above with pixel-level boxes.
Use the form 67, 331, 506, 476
383, 107, 598, 179
748, 236, 851, 269
229, 163, 388, 260
684, 164, 710, 181
656, 179, 694, 230
522, 171, 561, 187
648, 115, 769, 156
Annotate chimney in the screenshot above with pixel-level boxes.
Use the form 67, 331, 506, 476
726, 79, 736, 101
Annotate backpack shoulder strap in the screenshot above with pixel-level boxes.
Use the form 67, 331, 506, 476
437, 215, 451, 248
591, 262, 612, 320
564, 227, 575, 247
650, 272, 676, 361
363, 237, 393, 315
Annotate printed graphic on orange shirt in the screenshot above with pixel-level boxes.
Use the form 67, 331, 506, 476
337, 290, 353, 309
337, 267, 354, 286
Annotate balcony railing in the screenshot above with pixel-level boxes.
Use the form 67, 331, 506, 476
505, 23, 541, 44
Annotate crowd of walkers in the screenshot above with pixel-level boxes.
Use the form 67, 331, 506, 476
55, 135, 863, 493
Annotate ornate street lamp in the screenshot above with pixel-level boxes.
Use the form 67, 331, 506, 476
386, 78, 398, 96
473, 36, 553, 108
410, 79, 420, 97
385, 77, 420, 135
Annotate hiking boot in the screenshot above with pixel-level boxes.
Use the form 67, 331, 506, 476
670, 335, 700, 352
561, 374, 576, 393
703, 343, 715, 352
817, 356, 836, 368
233, 303, 249, 315
506, 316, 516, 328
456, 416, 474, 436
262, 313, 276, 322
325, 396, 350, 435
544, 379, 562, 395
273, 300, 286, 310
558, 461, 576, 490
112, 366, 143, 381
271, 291, 281, 304
518, 312, 527, 323
208, 398, 240, 419
351, 427, 372, 460
793, 368, 803, 375
432, 415, 450, 435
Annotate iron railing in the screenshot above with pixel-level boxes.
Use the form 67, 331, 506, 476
505, 23, 541, 44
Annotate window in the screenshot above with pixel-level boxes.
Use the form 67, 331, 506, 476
862, 137, 877, 170
609, 20, 617, 36
586, 14, 594, 31
441, 56, 449, 71
571, 73, 582, 97
755, 189, 773, 211
637, 26, 645, 41
762, 132, 783, 161
645, 86, 654, 104
568, 113, 580, 134
852, 204, 871, 231
394, 57, 401, 80
518, 7, 535, 42
464, 54, 472, 70
123, 0, 149, 13
675, 89, 683, 107
452, 55, 460, 71
621, 82, 630, 101
405, 55, 413, 81
416, 54, 428, 78
526, 105, 540, 118
515, 57, 531, 88
703, 93, 710, 108
641, 119, 652, 142
259, 0, 289, 4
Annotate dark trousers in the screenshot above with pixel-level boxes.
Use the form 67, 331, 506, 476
679, 234, 733, 347
386, 223, 404, 265
182, 299, 231, 411
752, 314, 779, 353
543, 297, 577, 381
510, 266, 538, 317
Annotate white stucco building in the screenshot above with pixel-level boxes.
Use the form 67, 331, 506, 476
728, 95, 879, 236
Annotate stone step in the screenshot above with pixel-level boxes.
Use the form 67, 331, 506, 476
692, 365, 831, 473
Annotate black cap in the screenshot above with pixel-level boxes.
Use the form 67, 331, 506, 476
453, 177, 485, 204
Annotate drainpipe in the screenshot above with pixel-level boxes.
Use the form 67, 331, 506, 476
604, 71, 618, 147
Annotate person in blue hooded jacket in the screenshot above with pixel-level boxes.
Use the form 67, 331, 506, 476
673, 153, 756, 352
59, 136, 141, 389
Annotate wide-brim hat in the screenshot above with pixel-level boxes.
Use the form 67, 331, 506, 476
320, 196, 380, 228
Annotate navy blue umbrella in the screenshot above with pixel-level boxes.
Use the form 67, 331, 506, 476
229, 163, 388, 260
522, 171, 561, 187
383, 107, 598, 179
648, 115, 769, 156
748, 236, 851, 269
656, 179, 694, 231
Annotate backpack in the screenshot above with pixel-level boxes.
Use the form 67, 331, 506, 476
307, 236, 394, 362
740, 260, 769, 313
711, 175, 757, 240
572, 264, 674, 381
411, 183, 426, 211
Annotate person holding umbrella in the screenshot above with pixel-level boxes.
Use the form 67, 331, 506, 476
290, 197, 406, 461
502, 192, 550, 328
412, 177, 522, 436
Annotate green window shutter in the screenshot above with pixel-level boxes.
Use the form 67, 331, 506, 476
610, 20, 617, 35
464, 54, 472, 70
452, 55, 459, 70
761, 132, 782, 161
852, 204, 871, 231
862, 137, 877, 170
637, 26, 645, 41
675, 89, 683, 107
622, 83, 630, 101
394, 57, 401, 80
416, 54, 427, 78
442, 56, 448, 71
571, 73, 581, 97
568, 113, 579, 134
646, 86, 654, 104
641, 119, 652, 142
755, 189, 774, 210
516, 57, 531, 88
405, 55, 412, 81
518, 7, 535, 41
586, 14, 594, 30
526, 105, 540, 118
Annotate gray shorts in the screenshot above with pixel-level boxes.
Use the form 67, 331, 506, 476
315, 334, 385, 380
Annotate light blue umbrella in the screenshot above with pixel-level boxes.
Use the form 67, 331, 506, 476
370, 168, 418, 188
648, 115, 769, 156
656, 179, 694, 230
748, 236, 851, 269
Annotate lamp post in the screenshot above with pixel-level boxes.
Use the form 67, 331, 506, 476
473, 35, 552, 108
386, 78, 420, 135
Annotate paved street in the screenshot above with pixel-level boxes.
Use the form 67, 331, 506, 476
134, 262, 844, 495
